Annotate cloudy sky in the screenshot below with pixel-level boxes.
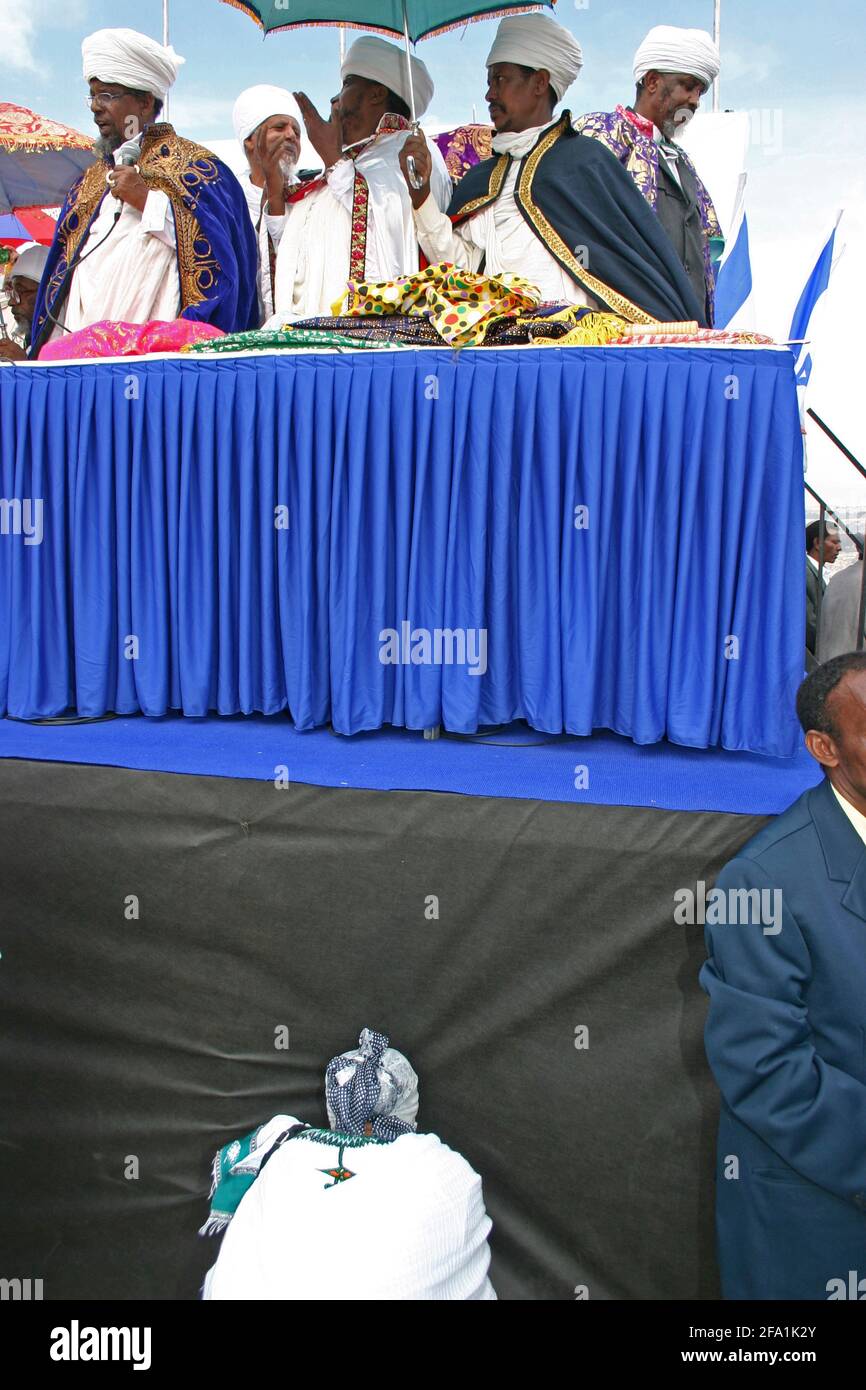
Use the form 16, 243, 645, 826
2, 0, 864, 506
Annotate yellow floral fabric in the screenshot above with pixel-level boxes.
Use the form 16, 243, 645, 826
332, 264, 542, 348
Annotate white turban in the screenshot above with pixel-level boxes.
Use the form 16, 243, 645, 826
11, 242, 49, 285
486, 11, 583, 103
342, 35, 434, 119
233, 85, 302, 148
633, 26, 721, 89
82, 27, 185, 101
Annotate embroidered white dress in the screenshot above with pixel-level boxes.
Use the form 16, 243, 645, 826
266, 123, 452, 325
204, 1125, 497, 1301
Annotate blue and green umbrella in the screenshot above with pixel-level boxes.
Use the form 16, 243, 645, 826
220, 0, 556, 119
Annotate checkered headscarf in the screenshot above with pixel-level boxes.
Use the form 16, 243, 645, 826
325, 1029, 419, 1142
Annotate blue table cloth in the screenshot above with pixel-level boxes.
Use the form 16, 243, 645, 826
0, 347, 805, 755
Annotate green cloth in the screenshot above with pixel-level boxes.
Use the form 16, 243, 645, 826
185, 327, 405, 354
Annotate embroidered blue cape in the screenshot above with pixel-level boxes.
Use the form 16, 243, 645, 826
31, 123, 259, 355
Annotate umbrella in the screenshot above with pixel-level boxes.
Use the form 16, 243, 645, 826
0, 205, 59, 248
220, 1, 555, 122
0, 102, 94, 216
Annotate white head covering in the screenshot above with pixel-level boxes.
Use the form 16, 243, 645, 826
486, 11, 583, 103
11, 242, 49, 285
233, 85, 302, 148
82, 27, 185, 101
633, 26, 721, 89
342, 35, 434, 119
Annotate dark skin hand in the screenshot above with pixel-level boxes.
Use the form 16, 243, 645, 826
398, 133, 432, 210
0, 340, 27, 361
806, 669, 866, 817
257, 112, 304, 216
264, 92, 342, 215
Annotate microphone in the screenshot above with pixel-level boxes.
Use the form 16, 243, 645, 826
109, 135, 143, 222
116, 134, 143, 167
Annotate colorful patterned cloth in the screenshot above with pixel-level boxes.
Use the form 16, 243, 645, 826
333, 264, 542, 347
38, 318, 225, 360
434, 124, 494, 183
574, 106, 722, 323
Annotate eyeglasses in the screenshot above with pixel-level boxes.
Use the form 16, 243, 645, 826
86, 92, 127, 110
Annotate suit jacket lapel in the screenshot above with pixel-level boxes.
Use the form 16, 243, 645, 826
810, 778, 866, 919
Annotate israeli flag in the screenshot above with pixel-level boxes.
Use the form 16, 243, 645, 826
714, 174, 753, 329
789, 211, 844, 388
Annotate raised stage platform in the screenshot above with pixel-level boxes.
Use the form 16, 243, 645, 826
0, 719, 818, 1300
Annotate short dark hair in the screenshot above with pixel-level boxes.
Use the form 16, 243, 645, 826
384, 87, 411, 121
806, 519, 838, 553
127, 87, 163, 119
516, 64, 557, 112
796, 652, 866, 737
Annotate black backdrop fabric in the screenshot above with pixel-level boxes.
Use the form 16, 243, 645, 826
0, 758, 766, 1300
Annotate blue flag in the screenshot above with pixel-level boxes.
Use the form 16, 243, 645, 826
789, 219, 840, 385
714, 212, 752, 328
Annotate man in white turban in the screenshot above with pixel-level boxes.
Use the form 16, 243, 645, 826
0, 243, 50, 361
575, 25, 723, 324
401, 12, 708, 326
233, 85, 320, 323
31, 28, 258, 355
264, 35, 451, 324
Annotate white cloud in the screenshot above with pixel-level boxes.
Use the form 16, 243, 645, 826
170, 93, 236, 134
0, 0, 40, 74
0, 0, 91, 78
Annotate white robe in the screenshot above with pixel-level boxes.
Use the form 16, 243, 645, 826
238, 166, 275, 326
52, 148, 181, 339
266, 125, 453, 324
413, 120, 597, 309
203, 1125, 497, 1301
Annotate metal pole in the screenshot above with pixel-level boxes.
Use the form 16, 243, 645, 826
401, 0, 418, 124
163, 0, 170, 122
339, 27, 346, 65
713, 0, 721, 113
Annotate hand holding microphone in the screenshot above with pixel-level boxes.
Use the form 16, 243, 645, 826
107, 137, 148, 216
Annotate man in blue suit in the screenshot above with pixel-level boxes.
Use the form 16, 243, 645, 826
701, 651, 866, 1300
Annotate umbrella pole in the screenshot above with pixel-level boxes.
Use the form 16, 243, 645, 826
401, 0, 424, 189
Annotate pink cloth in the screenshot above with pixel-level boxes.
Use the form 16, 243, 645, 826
38, 318, 225, 361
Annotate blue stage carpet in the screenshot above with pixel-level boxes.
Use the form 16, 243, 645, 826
0, 715, 820, 816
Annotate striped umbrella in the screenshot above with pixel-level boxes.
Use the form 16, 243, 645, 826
0, 205, 59, 248
220, 0, 556, 119
0, 102, 94, 216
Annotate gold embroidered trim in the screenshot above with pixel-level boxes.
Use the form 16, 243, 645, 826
45, 125, 224, 319
453, 154, 510, 221
517, 118, 657, 326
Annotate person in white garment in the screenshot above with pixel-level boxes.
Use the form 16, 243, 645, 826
201, 1029, 496, 1301
31, 28, 258, 356
0, 243, 50, 361
398, 11, 708, 326
263, 36, 452, 325
232, 85, 314, 324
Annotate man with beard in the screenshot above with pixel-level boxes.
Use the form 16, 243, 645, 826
31, 27, 257, 356
400, 12, 708, 327
265, 36, 452, 324
575, 26, 723, 325
233, 86, 319, 324
0, 243, 49, 361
